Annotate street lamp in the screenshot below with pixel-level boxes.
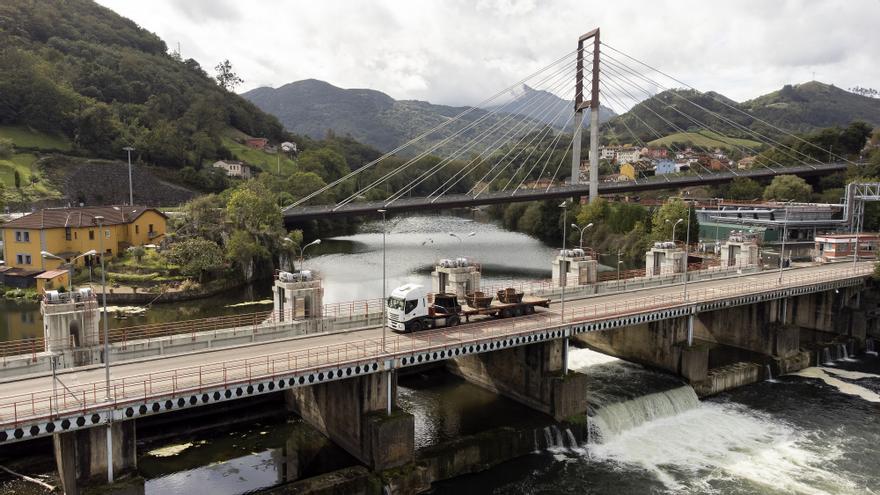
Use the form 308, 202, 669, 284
93, 215, 111, 402
378, 210, 387, 354
559, 201, 568, 322
285, 238, 321, 271
683, 201, 692, 301
571, 222, 594, 251
448, 232, 476, 257
778, 201, 792, 284
41, 249, 97, 292
617, 252, 624, 291
123, 146, 135, 206
667, 218, 684, 243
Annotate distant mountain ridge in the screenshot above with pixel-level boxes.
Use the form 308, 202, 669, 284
243, 79, 600, 155
487, 84, 617, 130
604, 81, 880, 144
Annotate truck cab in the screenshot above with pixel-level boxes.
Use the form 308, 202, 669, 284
386, 284, 430, 332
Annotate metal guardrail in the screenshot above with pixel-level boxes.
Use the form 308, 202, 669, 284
0, 264, 870, 430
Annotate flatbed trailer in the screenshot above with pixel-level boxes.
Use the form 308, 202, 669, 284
387, 289, 551, 333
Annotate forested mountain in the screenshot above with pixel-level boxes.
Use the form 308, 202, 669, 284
243, 79, 561, 155
604, 82, 880, 144
0, 0, 286, 168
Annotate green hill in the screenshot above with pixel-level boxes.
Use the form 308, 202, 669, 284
0, 0, 286, 169
606, 82, 880, 145
647, 130, 762, 151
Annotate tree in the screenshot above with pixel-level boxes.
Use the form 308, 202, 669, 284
0, 138, 12, 159
13, 170, 20, 189
726, 177, 764, 200
226, 229, 268, 281
226, 181, 283, 234
763, 175, 812, 202
129, 245, 146, 263
214, 60, 243, 91
168, 238, 225, 282
650, 198, 698, 243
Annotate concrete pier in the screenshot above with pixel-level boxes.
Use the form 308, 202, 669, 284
285, 371, 415, 471
448, 339, 588, 421
53, 421, 138, 495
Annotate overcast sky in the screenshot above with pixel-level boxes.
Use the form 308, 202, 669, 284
97, 0, 879, 110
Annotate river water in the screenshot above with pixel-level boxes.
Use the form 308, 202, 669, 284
0, 214, 556, 342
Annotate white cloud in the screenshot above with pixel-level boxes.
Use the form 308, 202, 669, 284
97, 0, 880, 108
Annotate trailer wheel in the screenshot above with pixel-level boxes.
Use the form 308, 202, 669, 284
514, 306, 524, 317
501, 308, 513, 318
448, 315, 460, 327
525, 305, 534, 314
410, 320, 423, 332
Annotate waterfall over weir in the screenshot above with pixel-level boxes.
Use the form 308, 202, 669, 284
587, 386, 700, 443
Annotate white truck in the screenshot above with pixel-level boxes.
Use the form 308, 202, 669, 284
385, 283, 550, 333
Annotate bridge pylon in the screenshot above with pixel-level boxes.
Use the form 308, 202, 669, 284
572, 28, 600, 203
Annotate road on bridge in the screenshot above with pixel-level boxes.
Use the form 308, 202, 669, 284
0, 262, 871, 427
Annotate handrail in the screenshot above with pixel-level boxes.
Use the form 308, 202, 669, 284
0, 264, 869, 429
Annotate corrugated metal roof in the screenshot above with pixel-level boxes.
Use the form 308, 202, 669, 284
35, 270, 68, 279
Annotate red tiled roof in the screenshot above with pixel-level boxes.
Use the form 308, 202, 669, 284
1, 206, 166, 230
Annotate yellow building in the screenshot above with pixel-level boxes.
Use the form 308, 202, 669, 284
1, 206, 167, 271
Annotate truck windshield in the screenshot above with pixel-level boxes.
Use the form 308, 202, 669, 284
405, 299, 418, 314
387, 297, 405, 311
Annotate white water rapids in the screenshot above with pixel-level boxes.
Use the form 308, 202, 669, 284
570, 348, 871, 494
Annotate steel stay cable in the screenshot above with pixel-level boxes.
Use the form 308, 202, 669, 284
288, 47, 579, 209
600, 45, 856, 167
601, 79, 713, 178
383, 61, 580, 205
425, 60, 588, 201
481, 81, 587, 196
602, 56, 810, 172
334, 57, 580, 209
429, 64, 581, 200
512, 109, 579, 193
500, 85, 587, 192
467, 68, 581, 197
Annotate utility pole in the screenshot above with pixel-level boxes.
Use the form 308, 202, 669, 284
123, 146, 135, 206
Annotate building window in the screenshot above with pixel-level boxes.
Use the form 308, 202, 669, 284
89, 230, 95, 240
74, 231, 78, 240
148, 224, 154, 233
65, 227, 72, 241
24, 254, 31, 265
105, 229, 110, 239
135, 225, 140, 234
15, 231, 20, 242
16, 254, 22, 264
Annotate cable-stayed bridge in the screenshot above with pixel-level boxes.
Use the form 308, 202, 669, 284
283, 28, 865, 223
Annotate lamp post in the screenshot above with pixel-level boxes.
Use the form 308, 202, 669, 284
379, 210, 387, 353
123, 146, 135, 206
290, 239, 321, 271
778, 201, 792, 284
448, 232, 476, 257
41, 249, 97, 292
667, 218, 684, 243
683, 201, 692, 301
559, 201, 568, 322
571, 222, 594, 251
617, 251, 623, 291
93, 215, 113, 483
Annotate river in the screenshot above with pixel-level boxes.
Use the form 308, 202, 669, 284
0, 213, 558, 343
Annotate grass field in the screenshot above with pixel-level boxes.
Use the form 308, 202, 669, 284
0, 125, 71, 151
222, 137, 298, 175
0, 153, 61, 197
647, 130, 762, 151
